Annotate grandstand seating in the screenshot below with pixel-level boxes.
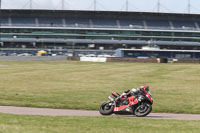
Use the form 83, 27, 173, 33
172, 20, 196, 30
119, 19, 144, 29
38, 17, 63, 27
146, 20, 171, 29
92, 18, 118, 28
1, 10, 200, 31
1, 17, 9, 26
12, 17, 35, 26
3, 16, 200, 31
65, 18, 90, 28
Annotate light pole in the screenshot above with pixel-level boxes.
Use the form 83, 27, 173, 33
94, 0, 96, 11
62, 0, 65, 10
188, 0, 191, 14
30, 0, 32, 9
126, 0, 128, 11
157, 0, 160, 12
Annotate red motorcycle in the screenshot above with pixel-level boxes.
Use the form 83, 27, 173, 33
99, 86, 153, 117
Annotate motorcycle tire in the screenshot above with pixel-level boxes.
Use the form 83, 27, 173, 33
134, 102, 152, 117
99, 102, 114, 115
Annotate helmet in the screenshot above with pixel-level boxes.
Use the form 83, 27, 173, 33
140, 84, 149, 92
132, 88, 137, 93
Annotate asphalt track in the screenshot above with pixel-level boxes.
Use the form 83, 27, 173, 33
0, 106, 200, 120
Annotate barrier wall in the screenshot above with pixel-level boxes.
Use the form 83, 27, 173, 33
80, 57, 107, 62
70, 56, 200, 64
71, 56, 80, 61
1, 56, 199, 63
107, 57, 158, 63
173, 59, 200, 63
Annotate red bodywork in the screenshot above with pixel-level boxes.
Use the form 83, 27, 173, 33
145, 91, 153, 104
112, 92, 118, 97
113, 90, 153, 112
114, 96, 138, 111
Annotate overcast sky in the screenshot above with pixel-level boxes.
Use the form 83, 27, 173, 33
2, 0, 200, 14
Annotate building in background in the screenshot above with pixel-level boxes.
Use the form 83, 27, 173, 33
1, 9, 200, 58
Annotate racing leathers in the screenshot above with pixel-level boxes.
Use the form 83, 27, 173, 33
116, 88, 141, 102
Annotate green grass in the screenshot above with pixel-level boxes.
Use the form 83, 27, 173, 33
0, 61, 200, 114
0, 113, 200, 133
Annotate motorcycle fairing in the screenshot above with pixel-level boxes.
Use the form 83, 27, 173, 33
145, 91, 153, 104
114, 96, 138, 112
112, 92, 119, 97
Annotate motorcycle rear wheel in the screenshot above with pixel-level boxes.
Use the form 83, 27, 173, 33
99, 102, 114, 115
134, 102, 152, 117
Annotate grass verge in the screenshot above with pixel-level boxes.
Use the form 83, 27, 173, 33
0, 113, 200, 133
0, 61, 199, 114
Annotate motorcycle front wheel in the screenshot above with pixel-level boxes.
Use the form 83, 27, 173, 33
134, 102, 152, 117
99, 101, 114, 115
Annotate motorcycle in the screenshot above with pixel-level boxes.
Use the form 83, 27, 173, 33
99, 89, 153, 117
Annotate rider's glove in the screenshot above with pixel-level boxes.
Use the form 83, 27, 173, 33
116, 96, 121, 102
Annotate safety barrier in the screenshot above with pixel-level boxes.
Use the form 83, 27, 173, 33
71, 56, 200, 64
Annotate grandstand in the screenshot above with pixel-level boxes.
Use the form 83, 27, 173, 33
1, 9, 200, 58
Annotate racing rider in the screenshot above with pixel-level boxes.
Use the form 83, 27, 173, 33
116, 85, 149, 101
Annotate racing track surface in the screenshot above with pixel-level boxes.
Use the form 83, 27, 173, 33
0, 106, 200, 120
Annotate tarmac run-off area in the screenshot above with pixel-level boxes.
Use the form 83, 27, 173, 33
0, 106, 199, 120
